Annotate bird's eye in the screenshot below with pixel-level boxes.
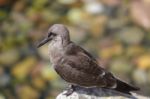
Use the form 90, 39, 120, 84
48, 32, 56, 37
52, 33, 57, 36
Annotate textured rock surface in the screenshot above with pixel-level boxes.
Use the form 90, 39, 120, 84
56, 87, 149, 99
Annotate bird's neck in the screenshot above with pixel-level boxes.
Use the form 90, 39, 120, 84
48, 36, 69, 64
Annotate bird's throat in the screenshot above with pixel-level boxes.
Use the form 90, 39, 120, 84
48, 39, 64, 64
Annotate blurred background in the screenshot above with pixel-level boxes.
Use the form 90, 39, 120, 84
0, 0, 150, 98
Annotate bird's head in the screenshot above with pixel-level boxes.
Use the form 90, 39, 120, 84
37, 24, 70, 48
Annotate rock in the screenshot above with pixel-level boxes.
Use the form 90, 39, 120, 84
56, 87, 147, 99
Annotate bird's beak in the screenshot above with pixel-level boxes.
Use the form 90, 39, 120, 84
37, 37, 52, 48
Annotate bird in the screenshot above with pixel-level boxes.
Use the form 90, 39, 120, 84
37, 24, 140, 96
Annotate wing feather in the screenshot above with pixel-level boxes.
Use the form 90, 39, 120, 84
65, 42, 103, 75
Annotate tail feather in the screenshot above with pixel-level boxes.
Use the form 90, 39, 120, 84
115, 79, 140, 94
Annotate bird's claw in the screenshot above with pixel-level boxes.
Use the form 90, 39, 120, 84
63, 88, 74, 96
63, 85, 75, 96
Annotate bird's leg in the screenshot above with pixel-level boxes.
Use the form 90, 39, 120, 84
63, 85, 76, 96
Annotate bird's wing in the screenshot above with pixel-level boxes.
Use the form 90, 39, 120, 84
64, 42, 117, 88
65, 42, 104, 74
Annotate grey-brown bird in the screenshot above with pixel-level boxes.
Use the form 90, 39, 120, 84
37, 24, 139, 96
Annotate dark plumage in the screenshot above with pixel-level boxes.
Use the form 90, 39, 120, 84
37, 24, 140, 95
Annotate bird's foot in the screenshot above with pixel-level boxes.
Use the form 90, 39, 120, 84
63, 85, 75, 96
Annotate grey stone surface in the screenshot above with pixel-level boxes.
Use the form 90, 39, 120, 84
56, 87, 149, 99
